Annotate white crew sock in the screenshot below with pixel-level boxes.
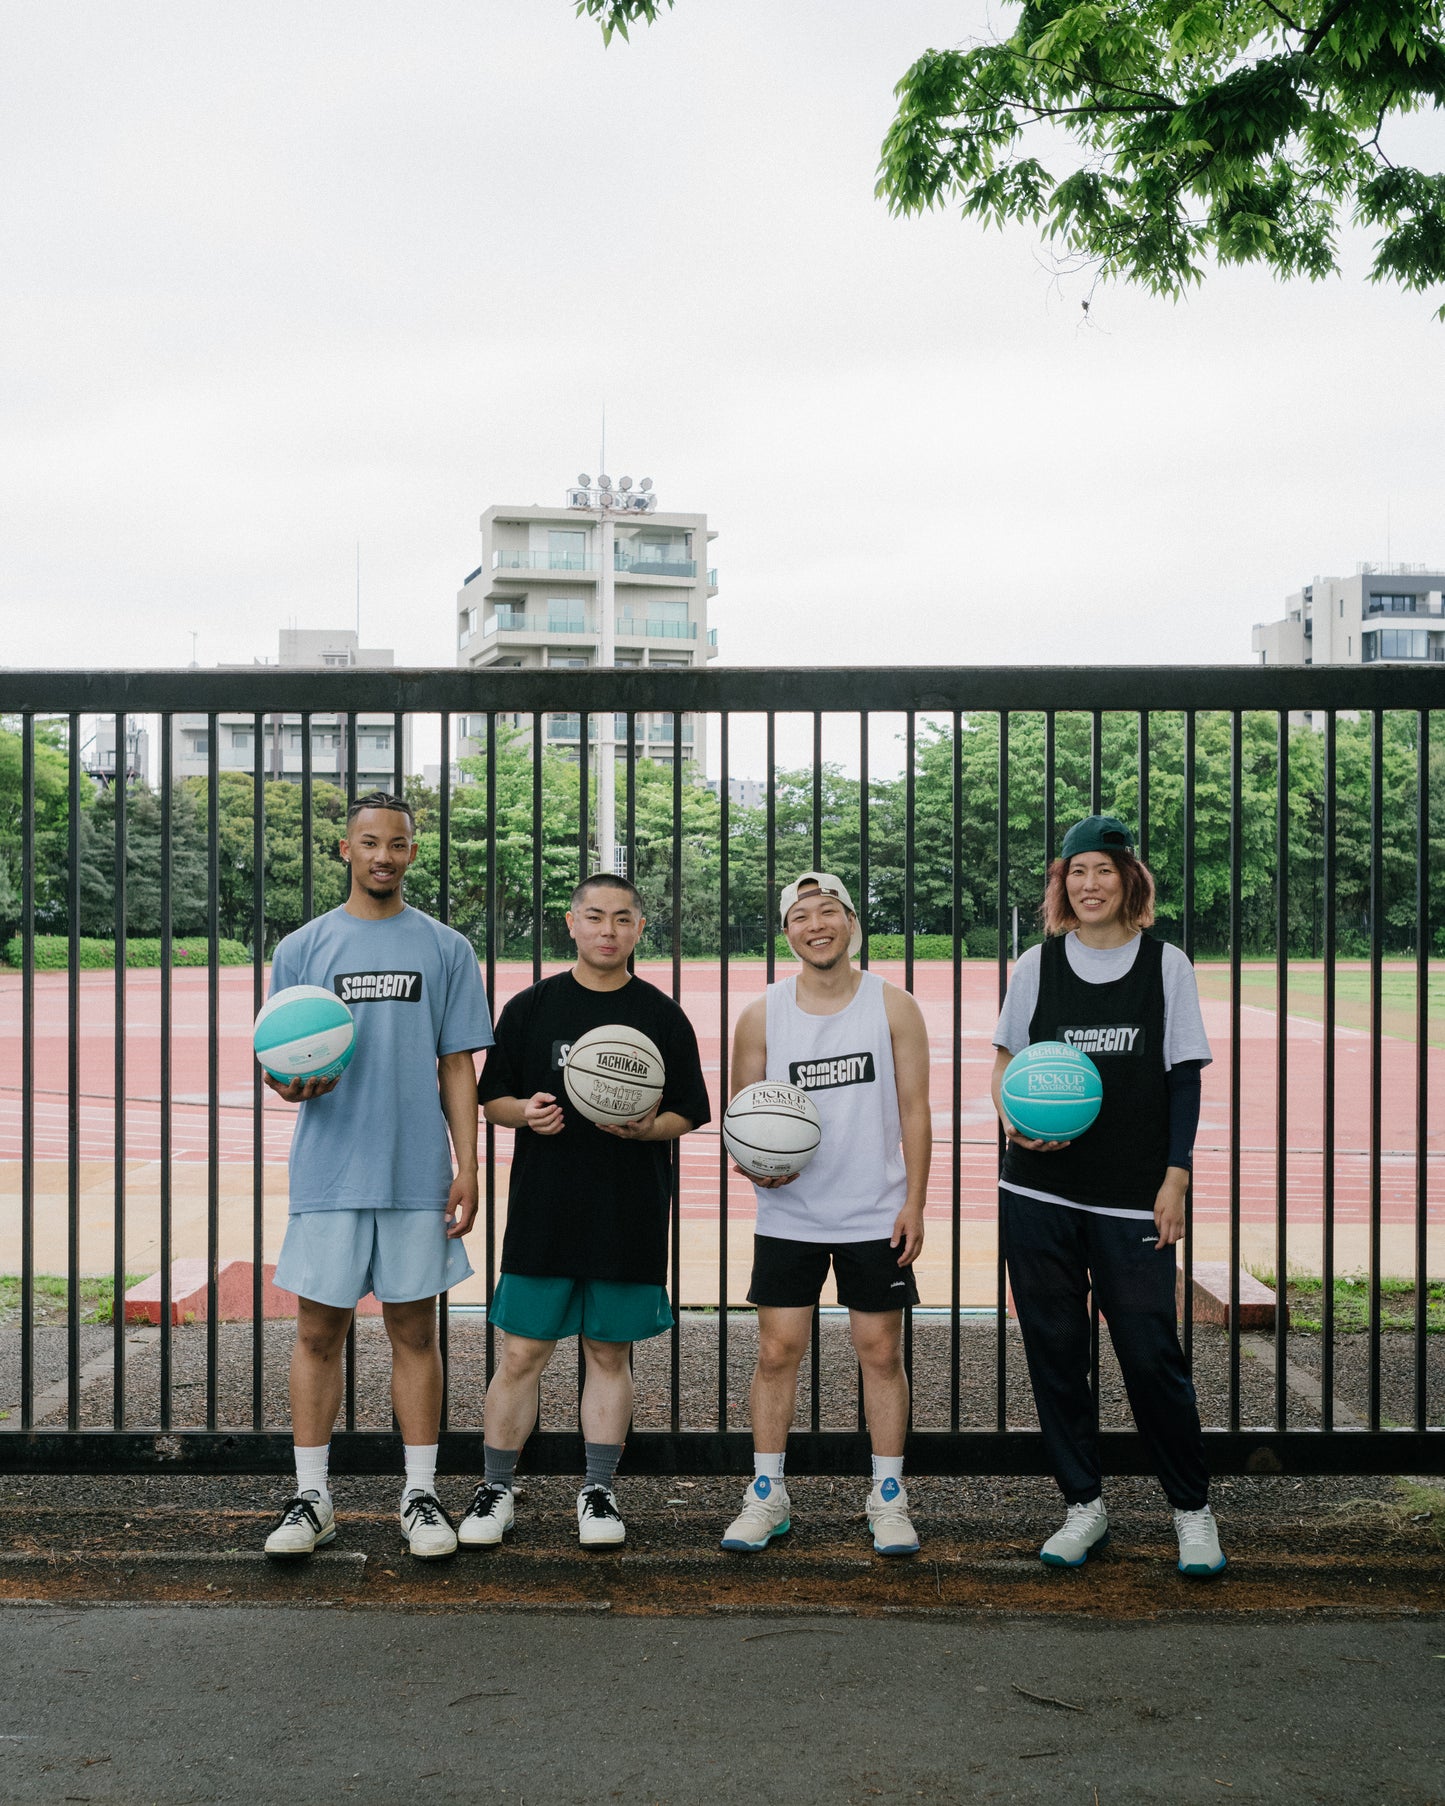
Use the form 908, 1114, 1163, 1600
403, 1443, 439, 1502
871, 1454, 904, 1487
294, 1443, 330, 1502
754, 1452, 785, 1483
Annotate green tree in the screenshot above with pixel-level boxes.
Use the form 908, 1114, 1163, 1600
0, 719, 77, 941
581, 1, 1445, 313
75, 783, 210, 937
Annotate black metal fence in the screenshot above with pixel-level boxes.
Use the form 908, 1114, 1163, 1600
0, 664, 1441, 1477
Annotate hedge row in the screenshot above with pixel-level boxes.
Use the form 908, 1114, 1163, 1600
4, 936, 252, 970
772, 931, 1016, 961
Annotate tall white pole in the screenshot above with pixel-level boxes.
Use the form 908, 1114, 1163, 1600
597, 508, 616, 876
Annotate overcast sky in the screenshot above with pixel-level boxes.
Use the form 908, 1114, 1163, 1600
3, 0, 1443, 682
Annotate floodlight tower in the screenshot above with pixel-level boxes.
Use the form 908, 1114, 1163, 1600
565, 470, 658, 877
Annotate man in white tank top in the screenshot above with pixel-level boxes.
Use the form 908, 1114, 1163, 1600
720, 874, 932, 1557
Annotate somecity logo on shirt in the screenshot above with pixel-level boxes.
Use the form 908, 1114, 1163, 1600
788, 1052, 876, 1090
1059, 1023, 1144, 1055
334, 970, 423, 1004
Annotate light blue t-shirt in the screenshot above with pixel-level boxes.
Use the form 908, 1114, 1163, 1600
269, 905, 494, 1213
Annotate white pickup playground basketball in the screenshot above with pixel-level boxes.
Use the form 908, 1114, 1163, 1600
723, 1082, 822, 1180
252, 985, 356, 1084
563, 1024, 667, 1125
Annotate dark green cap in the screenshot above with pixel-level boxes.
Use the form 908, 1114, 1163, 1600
1060, 814, 1136, 860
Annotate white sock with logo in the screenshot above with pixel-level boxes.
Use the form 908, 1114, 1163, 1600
294, 1443, 330, 1504
871, 1455, 904, 1487
754, 1452, 785, 1484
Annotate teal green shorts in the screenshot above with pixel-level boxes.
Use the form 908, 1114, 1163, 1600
490, 1274, 674, 1345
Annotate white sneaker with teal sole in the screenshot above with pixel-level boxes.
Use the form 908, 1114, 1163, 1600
720, 1475, 791, 1551
264, 1490, 335, 1558
867, 1477, 920, 1556
1174, 1505, 1227, 1577
1040, 1498, 1109, 1568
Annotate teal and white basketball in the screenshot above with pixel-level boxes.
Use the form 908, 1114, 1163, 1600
253, 985, 356, 1085
1000, 1041, 1102, 1142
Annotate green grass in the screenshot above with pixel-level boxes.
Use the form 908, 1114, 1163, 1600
0, 1274, 144, 1328
1194, 962, 1445, 1047
1249, 1270, 1445, 1334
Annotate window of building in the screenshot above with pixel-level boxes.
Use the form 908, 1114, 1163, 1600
459, 606, 478, 648
547, 598, 586, 634
322, 651, 351, 667
548, 529, 587, 571
548, 653, 589, 668
1364, 628, 1432, 661
232, 730, 252, 749
191, 733, 209, 757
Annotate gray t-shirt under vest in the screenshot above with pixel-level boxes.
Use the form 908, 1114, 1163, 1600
756, 970, 907, 1243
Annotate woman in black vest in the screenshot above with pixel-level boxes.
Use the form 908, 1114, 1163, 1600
990, 815, 1225, 1577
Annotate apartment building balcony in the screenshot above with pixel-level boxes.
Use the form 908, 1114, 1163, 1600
1365, 596, 1444, 619
490, 549, 698, 580
483, 612, 700, 643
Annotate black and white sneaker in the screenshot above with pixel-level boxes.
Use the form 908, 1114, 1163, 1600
264, 1490, 336, 1558
577, 1484, 625, 1548
458, 1482, 515, 1548
401, 1488, 459, 1560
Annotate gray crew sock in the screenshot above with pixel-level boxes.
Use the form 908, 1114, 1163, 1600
483, 1445, 519, 1492
584, 1441, 623, 1491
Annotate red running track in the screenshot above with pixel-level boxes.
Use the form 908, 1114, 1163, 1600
0, 962, 1440, 1229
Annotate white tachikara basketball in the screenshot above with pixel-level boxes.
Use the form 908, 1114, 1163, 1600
253, 984, 356, 1084
562, 1024, 667, 1125
722, 1082, 822, 1180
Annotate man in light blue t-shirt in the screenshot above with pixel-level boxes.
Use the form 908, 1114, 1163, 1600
261, 792, 493, 1563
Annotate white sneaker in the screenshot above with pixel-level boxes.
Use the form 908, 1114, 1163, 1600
577, 1484, 626, 1547
264, 1490, 335, 1558
401, 1489, 459, 1560
720, 1475, 791, 1552
867, 1477, 920, 1556
458, 1482, 515, 1548
1040, 1498, 1109, 1568
1174, 1505, 1227, 1577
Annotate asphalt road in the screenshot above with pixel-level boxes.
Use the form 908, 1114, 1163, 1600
2, 1606, 1442, 1805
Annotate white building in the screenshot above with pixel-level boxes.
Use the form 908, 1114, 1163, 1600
171, 629, 412, 792
81, 718, 150, 788
454, 484, 718, 771
1253, 566, 1445, 667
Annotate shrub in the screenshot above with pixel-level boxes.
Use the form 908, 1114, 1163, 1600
4, 935, 251, 969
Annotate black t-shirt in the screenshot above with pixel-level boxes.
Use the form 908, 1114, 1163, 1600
478, 971, 712, 1285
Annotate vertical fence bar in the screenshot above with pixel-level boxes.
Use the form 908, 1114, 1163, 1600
717, 711, 731, 1431
1137, 710, 1150, 866
950, 710, 962, 1431
531, 712, 543, 984
995, 711, 1009, 1432
251, 713, 266, 1430
625, 712, 637, 889
438, 711, 453, 1430
206, 715, 221, 1429
1321, 711, 1337, 1427
1274, 710, 1289, 1429
670, 711, 683, 1434
112, 714, 127, 1426
485, 712, 499, 1383
159, 718, 174, 1427
301, 715, 314, 916
1182, 711, 1196, 1365
1368, 708, 1384, 1430
67, 713, 80, 1429
1043, 712, 1056, 871
904, 712, 916, 995
1414, 709, 1430, 1432
1228, 711, 1243, 1432
578, 710, 590, 878
765, 715, 776, 984
1090, 709, 1102, 814
812, 711, 822, 869
858, 714, 870, 972
20, 715, 35, 1427
392, 709, 404, 796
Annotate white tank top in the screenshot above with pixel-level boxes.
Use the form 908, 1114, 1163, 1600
757, 970, 907, 1242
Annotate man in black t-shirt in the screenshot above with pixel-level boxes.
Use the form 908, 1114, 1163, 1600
458, 874, 710, 1550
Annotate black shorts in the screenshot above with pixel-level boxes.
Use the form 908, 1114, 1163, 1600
747, 1233, 919, 1313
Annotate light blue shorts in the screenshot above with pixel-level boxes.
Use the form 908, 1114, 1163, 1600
275, 1209, 474, 1310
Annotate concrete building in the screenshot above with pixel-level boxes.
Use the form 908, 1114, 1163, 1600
1253, 566, 1445, 667
172, 629, 412, 792
81, 718, 150, 789
454, 486, 718, 772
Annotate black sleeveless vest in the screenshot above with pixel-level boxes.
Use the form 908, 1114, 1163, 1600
1001, 934, 1169, 1211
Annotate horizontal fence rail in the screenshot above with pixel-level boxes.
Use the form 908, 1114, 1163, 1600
0, 666, 1441, 1478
